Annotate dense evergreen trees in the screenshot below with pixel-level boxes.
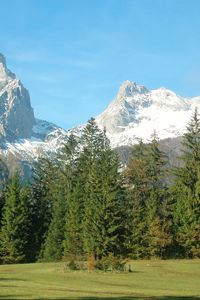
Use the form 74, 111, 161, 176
0, 175, 30, 263
28, 158, 58, 261
124, 134, 172, 258
171, 108, 200, 257
0, 114, 200, 264
0, 159, 9, 223
42, 182, 66, 261
64, 120, 127, 259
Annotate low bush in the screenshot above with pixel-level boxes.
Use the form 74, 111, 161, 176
64, 259, 87, 271
63, 253, 131, 272
95, 253, 128, 272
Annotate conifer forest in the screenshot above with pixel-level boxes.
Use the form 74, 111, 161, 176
0, 110, 200, 265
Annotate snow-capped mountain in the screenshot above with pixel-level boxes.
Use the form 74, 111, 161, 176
1, 52, 200, 176
0, 53, 69, 167
96, 80, 200, 147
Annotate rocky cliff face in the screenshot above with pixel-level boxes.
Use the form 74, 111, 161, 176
0, 53, 69, 179
0, 54, 35, 141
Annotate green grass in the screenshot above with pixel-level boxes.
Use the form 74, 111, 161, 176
0, 260, 200, 299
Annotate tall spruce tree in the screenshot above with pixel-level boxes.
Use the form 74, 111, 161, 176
0, 175, 30, 263
43, 135, 80, 261
172, 182, 195, 257
61, 134, 86, 259
42, 172, 67, 261
65, 119, 107, 258
0, 189, 6, 230
124, 135, 171, 258
63, 178, 85, 258
145, 133, 171, 258
82, 120, 126, 258
0, 159, 9, 225
177, 108, 200, 193
28, 158, 57, 261
172, 108, 200, 257
124, 140, 149, 258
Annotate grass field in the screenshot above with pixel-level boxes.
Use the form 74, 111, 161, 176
0, 259, 200, 299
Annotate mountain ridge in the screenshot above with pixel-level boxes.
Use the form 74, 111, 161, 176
96, 80, 200, 147
0, 53, 69, 177
1, 53, 200, 177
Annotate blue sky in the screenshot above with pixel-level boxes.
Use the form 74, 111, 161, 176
1, 0, 200, 129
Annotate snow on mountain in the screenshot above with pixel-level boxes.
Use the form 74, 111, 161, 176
2, 119, 68, 161
96, 80, 199, 147
1, 52, 200, 169
0, 53, 69, 163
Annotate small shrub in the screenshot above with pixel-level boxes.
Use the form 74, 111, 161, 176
68, 260, 79, 270
95, 253, 128, 272
64, 260, 87, 271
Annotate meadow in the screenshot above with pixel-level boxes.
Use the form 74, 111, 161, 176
0, 260, 200, 299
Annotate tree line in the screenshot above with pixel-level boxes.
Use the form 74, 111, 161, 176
0, 112, 200, 264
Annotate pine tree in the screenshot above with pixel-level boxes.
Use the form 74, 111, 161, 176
43, 134, 80, 261
84, 150, 126, 258
82, 122, 126, 258
144, 133, 171, 257
81, 118, 108, 168
193, 169, 200, 256
172, 183, 194, 257
124, 140, 149, 258
172, 108, 200, 257
0, 175, 30, 263
28, 158, 57, 261
63, 180, 85, 258
177, 108, 200, 193
124, 135, 171, 258
42, 173, 67, 261
60, 134, 85, 259
0, 189, 6, 229
64, 119, 107, 258
0, 159, 9, 226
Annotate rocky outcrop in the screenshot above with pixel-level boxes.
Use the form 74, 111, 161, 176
96, 81, 150, 134
0, 54, 35, 141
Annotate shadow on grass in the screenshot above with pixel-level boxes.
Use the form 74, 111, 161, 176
0, 297, 199, 300
78, 297, 200, 300
0, 296, 30, 299
0, 277, 27, 281
69, 297, 200, 300
48, 298, 200, 300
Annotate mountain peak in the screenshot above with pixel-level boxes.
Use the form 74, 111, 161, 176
118, 80, 149, 98
0, 53, 6, 66
155, 86, 177, 95
0, 53, 35, 140
0, 53, 15, 88
96, 80, 195, 146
